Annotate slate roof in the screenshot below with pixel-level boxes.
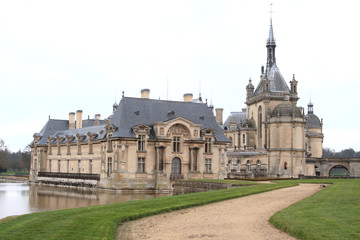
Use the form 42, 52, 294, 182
306, 114, 322, 128
33, 97, 229, 145
110, 97, 229, 143
223, 112, 247, 130
254, 64, 290, 95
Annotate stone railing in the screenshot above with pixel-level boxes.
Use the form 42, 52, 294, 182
38, 172, 100, 181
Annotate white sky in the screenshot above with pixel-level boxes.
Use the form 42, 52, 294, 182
0, 0, 359, 152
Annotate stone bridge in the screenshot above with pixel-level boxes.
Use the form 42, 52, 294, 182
306, 158, 360, 177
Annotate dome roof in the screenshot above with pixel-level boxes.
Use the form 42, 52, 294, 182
306, 114, 321, 128
271, 103, 303, 118
246, 118, 256, 128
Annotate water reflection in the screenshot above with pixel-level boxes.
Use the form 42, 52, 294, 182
0, 182, 170, 219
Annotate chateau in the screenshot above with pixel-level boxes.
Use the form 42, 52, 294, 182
29, 19, 360, 189
29, 90, 229, 189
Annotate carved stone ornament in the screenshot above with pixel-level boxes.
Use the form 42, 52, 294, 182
132, 124, 151, 135
167, 124, 191, 139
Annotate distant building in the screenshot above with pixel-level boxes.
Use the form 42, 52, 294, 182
29, 90, 229, 190
222, 19, 324, 178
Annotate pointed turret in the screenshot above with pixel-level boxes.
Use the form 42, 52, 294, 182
266, 19, 276, 71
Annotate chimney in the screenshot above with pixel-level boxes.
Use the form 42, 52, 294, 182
76, 110, 83, 129
95, 114, 101, 120
215, 108, 223, 126
141, 89, 150, 99
69, 112, 75, 130
183, 93, 193, 102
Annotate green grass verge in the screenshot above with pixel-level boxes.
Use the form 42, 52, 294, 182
0, 181, 296, 240
270, 179, 360, 240
0, 171, 29, 176
185, 179, 258, 185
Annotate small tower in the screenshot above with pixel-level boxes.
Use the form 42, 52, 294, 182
308, 101, 314, 114
246, 79, 254, 98
290, 74, 298, 94
113, 101, 119, 112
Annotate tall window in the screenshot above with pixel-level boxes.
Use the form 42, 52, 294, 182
159, 148, 164, 171
137, 157, 145, 173
49, 159, 52, 172
78, 160, 81, 173
228, 160, 232, 172
205, 137, 212, 153
173, 136, 180, 152
237, 160, 241, 172
107, 157, 112, 177
205, 159, 212, 173
58, 160, 61, 173
242, 134, 245, 144
258, 106, 263, 139
137, 135, 145, 151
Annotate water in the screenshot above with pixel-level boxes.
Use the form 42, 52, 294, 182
0, 182, 170, 219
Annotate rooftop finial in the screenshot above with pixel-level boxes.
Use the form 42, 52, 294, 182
269, 3, 273, 23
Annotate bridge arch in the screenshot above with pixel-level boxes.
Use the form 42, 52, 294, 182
329, 165, 350, 176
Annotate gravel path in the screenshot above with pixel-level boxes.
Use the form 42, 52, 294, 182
118, 184, 321, 240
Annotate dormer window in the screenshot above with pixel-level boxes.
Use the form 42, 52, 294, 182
137, 134, 145, 151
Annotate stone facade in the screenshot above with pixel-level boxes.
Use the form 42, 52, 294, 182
29, 91, 229, 190
223, 20, 325, 178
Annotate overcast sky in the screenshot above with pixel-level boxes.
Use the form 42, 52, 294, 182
0, 0, 359, 152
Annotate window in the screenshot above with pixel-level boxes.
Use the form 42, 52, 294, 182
89, 160, 93, 174
205, 159, 212, 173
228, 160, 232, 172
58, 160, 61, 173
137, 157, 145, 173
78, 160, 81, 173
256, 160, 261, 171
242, 134, 245, 144
205, 137, 212, 153
49, 159, 52, 172
247, 160, 251, 171
159, 148, 164, 171
258, 106, 262, 139
107, 157, 112, 177
173, 136, 180, 152
137, 135, 145, 151
229, 137, 233, 147
237, 160, 241, 172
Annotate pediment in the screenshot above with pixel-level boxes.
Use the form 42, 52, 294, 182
132, 124, 151, 135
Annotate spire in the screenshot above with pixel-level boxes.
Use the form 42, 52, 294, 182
266, 4, 276, 71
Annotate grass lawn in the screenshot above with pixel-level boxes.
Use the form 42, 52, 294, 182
0, 181, 296, 240
1, 179, 359, 240
270, 179, 360, 240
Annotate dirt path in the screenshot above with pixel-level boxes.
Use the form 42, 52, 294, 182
118, 184, 321, 240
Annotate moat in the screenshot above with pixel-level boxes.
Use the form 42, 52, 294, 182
0, 182, 170, 219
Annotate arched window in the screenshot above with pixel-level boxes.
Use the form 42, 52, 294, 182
237, 160, 241, 172
229, 137, 233, 147
256, 160, 261, 171
247, 160, 251, 171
